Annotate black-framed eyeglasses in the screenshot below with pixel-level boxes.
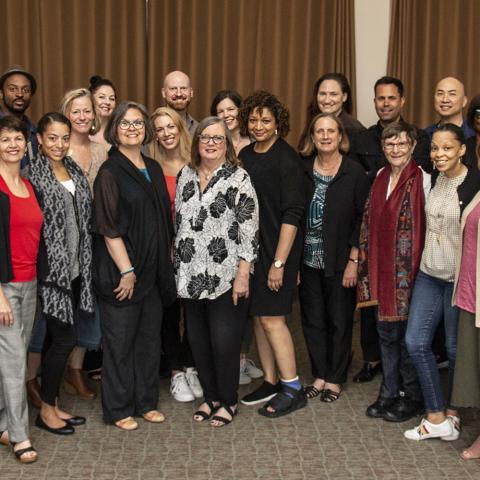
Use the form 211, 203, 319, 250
199, 134, 225, 145
119, 120, 145, 130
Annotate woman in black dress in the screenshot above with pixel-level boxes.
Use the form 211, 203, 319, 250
93, 101, 176, 431
238, 90, 306, 417
465, 95, 480, 169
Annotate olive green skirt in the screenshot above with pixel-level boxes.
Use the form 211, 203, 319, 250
451, 309, 480, 408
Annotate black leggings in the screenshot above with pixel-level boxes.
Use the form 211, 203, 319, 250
183, 288, 249, 406
40, 279, 79, 406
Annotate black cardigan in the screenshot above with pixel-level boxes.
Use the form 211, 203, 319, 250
431, 166, 480, 215
302, 155, 370, 277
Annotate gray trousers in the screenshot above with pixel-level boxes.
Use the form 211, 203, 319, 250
0, 281, 37, 442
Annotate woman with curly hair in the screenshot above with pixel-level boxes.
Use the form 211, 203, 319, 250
174, 116, 258, 427
238, 90, 307, 418
298, 73, 364, 152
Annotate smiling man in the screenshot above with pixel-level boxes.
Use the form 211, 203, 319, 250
0, 66, 38, 167
161, 71, 198, 136
425, 77, 475, 140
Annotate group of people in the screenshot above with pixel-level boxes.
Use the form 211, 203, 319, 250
1, 64, 480, 465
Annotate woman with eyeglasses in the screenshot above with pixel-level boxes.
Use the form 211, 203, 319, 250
174, 116, 258, 427
92, 101, 176, 431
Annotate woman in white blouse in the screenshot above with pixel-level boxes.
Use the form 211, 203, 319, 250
404, 124, 480, 441
174, 116, 259, 427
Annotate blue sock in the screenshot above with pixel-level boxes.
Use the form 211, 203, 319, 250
280, 377, 302, 398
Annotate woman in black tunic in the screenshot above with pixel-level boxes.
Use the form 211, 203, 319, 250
93, 101, 176, 430
238, 90, 306, 417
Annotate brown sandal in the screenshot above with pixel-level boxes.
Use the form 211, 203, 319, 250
142, 410, 165, 423
115, 416, 138, 431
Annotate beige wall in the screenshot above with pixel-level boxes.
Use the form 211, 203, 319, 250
354, 0, 391, 127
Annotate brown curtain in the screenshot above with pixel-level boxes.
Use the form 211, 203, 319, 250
387, 0, 480, 129
1, 0, 356, 146
147, 0, 356, 145
0, 0, 147, 122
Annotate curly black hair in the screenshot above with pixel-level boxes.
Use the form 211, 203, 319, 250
238, 90, 290, 138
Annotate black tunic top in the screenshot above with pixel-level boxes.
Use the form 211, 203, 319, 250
92, 147, 176, 307
239, 138, 305, 289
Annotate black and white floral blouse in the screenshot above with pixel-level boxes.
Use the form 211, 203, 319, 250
174, 163, 259, 300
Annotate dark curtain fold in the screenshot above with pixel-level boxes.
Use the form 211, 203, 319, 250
388, 0, 480, 128
1, 0, 356, 145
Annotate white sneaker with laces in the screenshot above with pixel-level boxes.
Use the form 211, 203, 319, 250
243, 358, 264, 379
170, 372, 195, 402
185, 367, 203, 398
441, 415, 461, 441
239, 360, 252, 385
404, 418, 453, 441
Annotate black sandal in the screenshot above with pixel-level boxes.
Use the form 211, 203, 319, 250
193, 400, 217, 422
11, 442, 38, 464
87, 369, 102, 382
211, 404, 237, 428
321, 388, 342, 403
304, 385, 324, 399
258, 386, 307, 418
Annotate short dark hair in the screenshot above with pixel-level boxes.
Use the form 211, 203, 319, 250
89, 75, 117, 97
0, 115, 29, 141
466, 94, 480, 131
239, 90, 290, 137
433, 123, 466, 145
37, 112, 71, 135
381, 122, 417, 145
210, 90, 243, 116
374, 76, 404, 97
190, 116, 240, 169
104, 101, 154, 147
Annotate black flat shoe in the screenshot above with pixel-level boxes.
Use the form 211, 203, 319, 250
35, 415, 75, 435
383, 397, 424, 423
63, 415, 86, 426
353, 362, 382, 383
366, 397, 396, 418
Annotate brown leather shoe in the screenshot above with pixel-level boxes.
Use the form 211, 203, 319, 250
26, 378, 42, 409
64, 368, 96, 400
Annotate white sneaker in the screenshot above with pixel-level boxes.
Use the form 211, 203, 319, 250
243, 358, 264, 379
170, 372, 195, 402
185, 368, 203, 398
441, 415, 461, 441
404, 418, 453, 441
239, 360, 252, 385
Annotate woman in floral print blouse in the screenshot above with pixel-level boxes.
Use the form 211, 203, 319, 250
174, 116, 259, 427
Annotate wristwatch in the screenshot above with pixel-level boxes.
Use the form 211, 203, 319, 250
273, 259, 285, 268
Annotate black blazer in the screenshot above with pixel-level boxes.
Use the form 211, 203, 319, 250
431, 166, 480, 216
302, 154, 370, 277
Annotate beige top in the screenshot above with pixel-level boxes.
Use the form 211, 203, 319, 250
69, 141, 108, 193
420, 171, 467, 281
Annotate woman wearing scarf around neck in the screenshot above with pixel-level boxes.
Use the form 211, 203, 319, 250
93, 101, 175, 431
357, 122, 430, 423
26, 112, 94, 435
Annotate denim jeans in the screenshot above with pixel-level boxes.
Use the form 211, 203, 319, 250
405, 271, 459, 412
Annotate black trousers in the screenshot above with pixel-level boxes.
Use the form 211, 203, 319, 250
183, 288, 249, 406
99, 286, 163, 423
40, 278, 79, 406
377, 320, 422, 402
360, 306, 381, 363
160, 300, 194, 372
299, 266, 355, 384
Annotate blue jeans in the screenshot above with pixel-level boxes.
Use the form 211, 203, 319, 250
405, 271, 459, 412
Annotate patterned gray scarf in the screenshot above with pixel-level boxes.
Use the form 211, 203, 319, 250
25, 154, 94, 324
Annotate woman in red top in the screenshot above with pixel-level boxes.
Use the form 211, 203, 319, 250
0, 116, 43, 464
146, 107, 202, 403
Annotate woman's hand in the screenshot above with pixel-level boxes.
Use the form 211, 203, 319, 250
114, 272, 136, 301
342, 261, 358, 288
268, 264, 284, 292
232, 271, 250, 306
0, 291, 13, 327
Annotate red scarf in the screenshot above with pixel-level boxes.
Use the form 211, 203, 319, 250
357, 160, 425, 321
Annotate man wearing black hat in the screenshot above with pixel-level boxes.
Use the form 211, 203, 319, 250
0, 66, 38, 167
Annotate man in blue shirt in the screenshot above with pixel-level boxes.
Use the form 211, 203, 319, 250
425, 76, 475, 140
0, 66, 38, 167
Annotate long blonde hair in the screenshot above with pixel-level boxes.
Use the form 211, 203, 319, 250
147, 107, 191, 165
